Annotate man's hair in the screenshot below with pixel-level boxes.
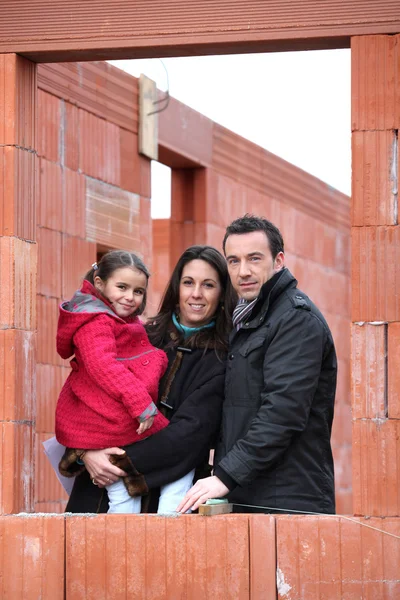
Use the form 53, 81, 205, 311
222, 214, 284, 259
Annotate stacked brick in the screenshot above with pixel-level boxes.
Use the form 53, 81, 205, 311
351, 35, 400, 517
0, 55, 37, 514
0, 513, 398, 598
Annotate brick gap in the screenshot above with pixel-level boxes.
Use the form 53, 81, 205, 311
384, 322, 388, 418
392, 129, 398, 225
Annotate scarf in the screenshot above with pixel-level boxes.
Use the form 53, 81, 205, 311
172, 312, 216, 339
232, 296, 259, 331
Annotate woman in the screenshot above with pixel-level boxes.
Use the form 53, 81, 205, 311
66, 245, 233, 513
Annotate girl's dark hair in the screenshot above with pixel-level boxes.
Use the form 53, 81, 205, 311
147, 245, 234, 353
84, 250, 150, 315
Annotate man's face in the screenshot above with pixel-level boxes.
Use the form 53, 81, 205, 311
225, 231, 284, 301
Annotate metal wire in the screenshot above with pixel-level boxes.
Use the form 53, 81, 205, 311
231, 503, 400, 541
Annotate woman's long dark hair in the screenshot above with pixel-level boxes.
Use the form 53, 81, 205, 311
147, 245, 234, 353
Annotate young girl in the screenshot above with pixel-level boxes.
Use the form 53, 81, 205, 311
56, 250, 172, 513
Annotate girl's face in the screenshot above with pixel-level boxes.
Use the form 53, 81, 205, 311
178, 259, 222, 328
95, 267, 147, 318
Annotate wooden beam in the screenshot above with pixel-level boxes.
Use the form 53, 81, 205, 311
0, 1, 399, 62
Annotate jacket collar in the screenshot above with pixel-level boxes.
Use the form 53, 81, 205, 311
230, 268, 297, 337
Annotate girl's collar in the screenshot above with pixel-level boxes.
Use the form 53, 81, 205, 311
172, 312, 215, 338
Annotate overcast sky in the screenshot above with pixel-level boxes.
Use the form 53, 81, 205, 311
110, 49, 351, 218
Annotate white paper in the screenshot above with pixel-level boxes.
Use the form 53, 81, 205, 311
42, 436, 75, 496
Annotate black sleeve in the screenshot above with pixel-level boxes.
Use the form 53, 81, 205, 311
217, 309, 326, 487
124, 364, 225, 490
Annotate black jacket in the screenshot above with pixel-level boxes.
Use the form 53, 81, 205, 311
66, 334, 226, 513
214, 268, 337, 514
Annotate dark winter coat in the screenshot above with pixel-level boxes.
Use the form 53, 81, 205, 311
66, 330, 227, 513
214, 268, 337, 514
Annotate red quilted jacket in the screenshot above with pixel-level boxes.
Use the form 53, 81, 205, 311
55, 280, 169, 448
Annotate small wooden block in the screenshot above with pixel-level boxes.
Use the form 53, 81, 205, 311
198, 503, 233, 516
138, 74, 158, 160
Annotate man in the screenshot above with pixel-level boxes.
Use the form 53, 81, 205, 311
178, 214, 337, 514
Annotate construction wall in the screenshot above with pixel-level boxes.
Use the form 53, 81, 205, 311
33, 60, 352, 513
1, 30, 400, 600
11, 59, 351, 513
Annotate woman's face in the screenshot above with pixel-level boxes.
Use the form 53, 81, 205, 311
178, 259, 222, 328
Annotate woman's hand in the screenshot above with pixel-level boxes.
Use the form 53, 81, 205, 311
83, 448, 127, 487
136, 415, 154, 435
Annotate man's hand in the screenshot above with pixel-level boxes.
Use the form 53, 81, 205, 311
176, 476, 229, 513
84, 448, 127, 487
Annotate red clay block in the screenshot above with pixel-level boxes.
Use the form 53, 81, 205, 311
332, 444, 353, 493
79, 110, 120, 186
36, 227, 62, 298
335, 490, 353, 516
185, 515, 208, 599
139, 154, 151, 199
63, 101, 79, 171
63, 167, 85, 238
0, 329, 35, 422
0, 515, 64, 599
205, 171, 247, 230
86, 178, 141, 251
353, 419, 400, 516
139, 196, 152, 270
66, 515, 252, 599
276, 515, 400, 598
35, 432, 68, 505
36, 295, 66, 366
351, 35, 398, 131
249, 515, 276, 600
159, 95, 213, 169
126, 515, 147, 599
0, 423, 33, 514
212, 514, 249, 599
352, 226, 400, 322
120, 128, 142, 194
37, 158, 63, 231
351, 323, 386, 419
0, 54, 36, 149
35, 501, 67, 513
388, 322, 400, 418
0, 236, 37, 330
0, 146, 37, 240
36, 363, 68, 434
164, 516, 189, 599
37, 89, 61, 162
352, 130, 397, 226
61, 235, 96, 300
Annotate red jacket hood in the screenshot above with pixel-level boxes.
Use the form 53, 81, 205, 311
57, 280, 137, 359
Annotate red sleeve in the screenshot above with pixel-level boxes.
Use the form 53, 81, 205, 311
73, 315, 158, 420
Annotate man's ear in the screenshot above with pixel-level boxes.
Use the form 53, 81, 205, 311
274, 251, 285, 271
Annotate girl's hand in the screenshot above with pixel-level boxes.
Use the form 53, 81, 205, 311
83, 448, 127, 487
136, 416, 154, 435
